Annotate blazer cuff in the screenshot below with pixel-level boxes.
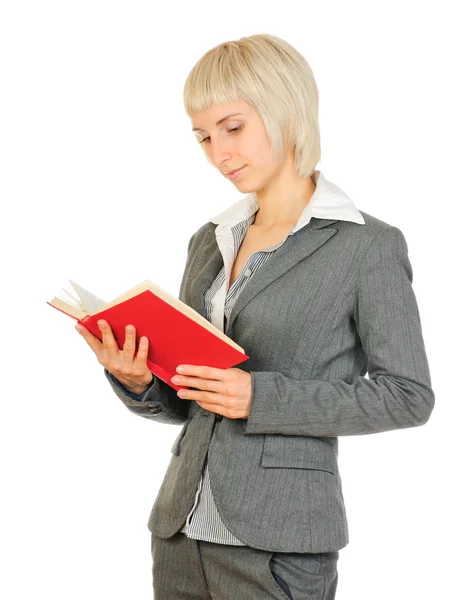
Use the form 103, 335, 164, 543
104, 369, 155, 401
103, 368, 189, 424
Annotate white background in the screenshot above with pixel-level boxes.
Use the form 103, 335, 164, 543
1, 1, 457, 598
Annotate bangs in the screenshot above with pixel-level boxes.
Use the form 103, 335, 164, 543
183, 44, 248, 116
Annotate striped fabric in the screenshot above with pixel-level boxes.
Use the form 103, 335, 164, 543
179, 169, 365, 544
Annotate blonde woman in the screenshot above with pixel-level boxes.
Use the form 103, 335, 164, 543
76, 34, 435, 599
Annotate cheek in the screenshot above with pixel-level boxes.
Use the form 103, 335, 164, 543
251, 149, 275, 175
244, 139, 270, 167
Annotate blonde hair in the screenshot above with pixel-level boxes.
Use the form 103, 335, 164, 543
183, 33, 321, 179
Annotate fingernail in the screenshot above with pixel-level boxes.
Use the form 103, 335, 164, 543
98, 320, 104, 329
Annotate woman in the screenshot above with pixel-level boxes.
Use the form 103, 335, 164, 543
76, 34, 435, 599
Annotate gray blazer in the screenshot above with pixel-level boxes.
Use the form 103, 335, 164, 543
105, 211, 435, 553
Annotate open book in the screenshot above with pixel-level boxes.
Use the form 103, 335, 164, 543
47, 279, 250, 391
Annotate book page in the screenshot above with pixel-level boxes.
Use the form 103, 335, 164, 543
69, 280, 107, 314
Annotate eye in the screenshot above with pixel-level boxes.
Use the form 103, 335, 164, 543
198, 125, 243, 144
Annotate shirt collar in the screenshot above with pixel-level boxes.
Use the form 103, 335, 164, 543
209, 169, 365, 231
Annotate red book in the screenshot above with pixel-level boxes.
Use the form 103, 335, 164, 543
47, 279, 250, 391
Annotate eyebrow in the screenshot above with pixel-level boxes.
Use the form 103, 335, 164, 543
192, 113, 244, 132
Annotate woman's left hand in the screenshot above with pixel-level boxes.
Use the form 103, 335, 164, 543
170, 365, 253, 419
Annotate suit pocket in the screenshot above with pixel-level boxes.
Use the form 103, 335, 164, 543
270, 571, 293, 599
261, 434, 337, 474
170, 419, 191, 456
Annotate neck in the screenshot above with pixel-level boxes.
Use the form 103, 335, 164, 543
253, 155, 317, 230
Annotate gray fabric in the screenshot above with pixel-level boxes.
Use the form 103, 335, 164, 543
179, 456, 247, 544
104, 212, 435, 553
151, 532, 338, 599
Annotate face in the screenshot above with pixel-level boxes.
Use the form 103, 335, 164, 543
191, 99, 286, 192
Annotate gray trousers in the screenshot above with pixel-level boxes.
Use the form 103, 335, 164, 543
151, 532, 339, 599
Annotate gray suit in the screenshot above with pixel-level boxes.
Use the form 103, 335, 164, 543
105, 211, 434, 553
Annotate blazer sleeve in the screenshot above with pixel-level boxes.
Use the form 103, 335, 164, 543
104, 368, 189, 424
243, 225, 435, 437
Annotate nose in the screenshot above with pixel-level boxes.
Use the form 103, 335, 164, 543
206, 137, 233, 170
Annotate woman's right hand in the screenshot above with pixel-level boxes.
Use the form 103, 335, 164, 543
75, 319, 153, 395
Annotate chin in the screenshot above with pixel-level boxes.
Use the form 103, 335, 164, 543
232, 173, 255, 191
235, 182, 256, 194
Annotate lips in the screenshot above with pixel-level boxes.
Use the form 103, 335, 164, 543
224, 166, 246, 175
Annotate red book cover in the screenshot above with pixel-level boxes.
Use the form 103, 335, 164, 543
47, 287, 250, 392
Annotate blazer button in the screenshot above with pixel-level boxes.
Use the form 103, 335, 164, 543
215, 414, 223, 422
147, 404, 162, 415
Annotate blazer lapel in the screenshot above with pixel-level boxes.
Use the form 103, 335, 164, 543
226, 219, 338, 335
183, 228, 224, 319
184, 218, 339, 336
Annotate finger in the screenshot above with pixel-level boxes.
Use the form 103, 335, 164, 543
134, 335, 149, 366
177, 389, 223, 407
97, 320, 119, 361
122, 324, 136, 365
195, 401, 224, 414
177, 364, 227, 381
75, 323, 104, 357
179, 376, 223, 394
